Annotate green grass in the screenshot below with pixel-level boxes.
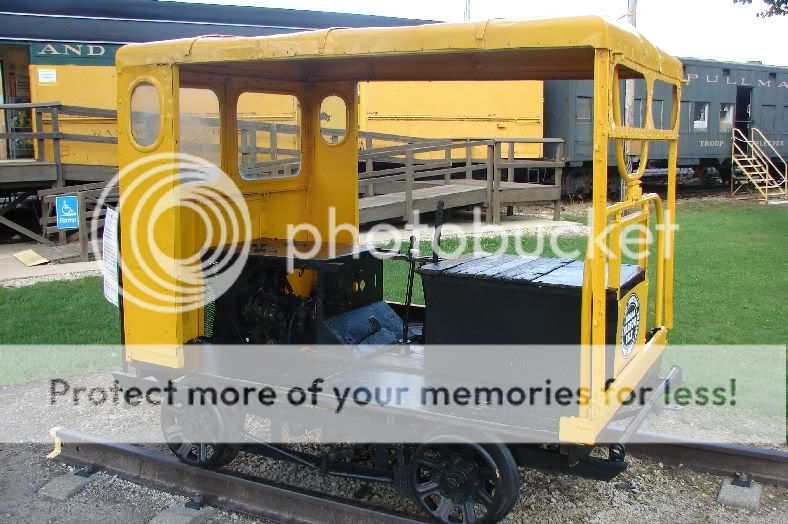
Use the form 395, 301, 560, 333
0, 200, 785, 347
0, 277, 120, 344
386, 200, 787, 345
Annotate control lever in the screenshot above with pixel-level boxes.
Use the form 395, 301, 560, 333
432, 200, 445, 264
402, 235, 417, 343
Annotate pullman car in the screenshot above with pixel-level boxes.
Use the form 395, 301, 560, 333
545, 58, 788, 195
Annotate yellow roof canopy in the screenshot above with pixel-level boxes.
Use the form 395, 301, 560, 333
116, 16, 682, 83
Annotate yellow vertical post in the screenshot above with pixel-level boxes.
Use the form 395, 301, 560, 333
590, 49, 611, 416
608, 212, 621, 294
665, 138, 678, 329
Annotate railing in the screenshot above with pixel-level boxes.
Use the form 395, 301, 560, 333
0, 102, 118, 187
750, 127, 787, 195
492, 138, 565, 220
358, 137, 564, 223
731, 128, 787, 202
1, 102, 566, 244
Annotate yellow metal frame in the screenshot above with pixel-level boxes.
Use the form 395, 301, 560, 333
115, 16, 682, 444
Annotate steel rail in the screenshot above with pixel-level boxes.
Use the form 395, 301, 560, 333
49, 428, 424, 524
48, 427, 788, 523
628, 432, 788, 488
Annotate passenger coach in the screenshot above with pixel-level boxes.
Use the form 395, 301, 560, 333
546, 58, 788, 194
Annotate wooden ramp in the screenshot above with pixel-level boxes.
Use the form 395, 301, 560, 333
359, 138, 565, 224
360, 184, 488, 223
14, 240, 101, 265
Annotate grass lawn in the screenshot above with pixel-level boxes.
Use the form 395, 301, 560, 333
0, 199, 785, 346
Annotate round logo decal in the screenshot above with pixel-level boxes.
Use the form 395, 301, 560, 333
621, 294, 641, 357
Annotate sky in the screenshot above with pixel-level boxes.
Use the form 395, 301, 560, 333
171, 0, 786, 66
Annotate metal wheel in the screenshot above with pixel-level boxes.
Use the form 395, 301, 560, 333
411, 442, 519, 524
160, 389, 239, 468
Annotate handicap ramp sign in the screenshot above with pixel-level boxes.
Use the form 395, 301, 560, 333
56, 195, 80, 229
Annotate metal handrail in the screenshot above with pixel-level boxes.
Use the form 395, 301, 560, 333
750, 127, 787, 194
731, 128, 770, 200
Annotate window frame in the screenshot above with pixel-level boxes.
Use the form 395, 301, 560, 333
128, 78, 165, 151
691, 101, 709, 133
235, 89, 304, 181
718, 103, 735, 133
178, 85, 223, 167
318, 93, 349, 146
576, 96, 592, 121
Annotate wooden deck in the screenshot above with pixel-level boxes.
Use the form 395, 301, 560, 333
0, 103, 117, 190
1, 103, 564, 248
0, 160, 115, 187
358, 138, 564, 224
17, 241, 100, 265
360, 184, 488, 223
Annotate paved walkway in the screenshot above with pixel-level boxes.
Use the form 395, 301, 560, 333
0, 242, 100, 285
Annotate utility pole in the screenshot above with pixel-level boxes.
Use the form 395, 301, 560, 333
464, 0, 471, 21
623, 0, 637, 199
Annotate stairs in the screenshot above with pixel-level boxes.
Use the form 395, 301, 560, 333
731, 128, 787, 202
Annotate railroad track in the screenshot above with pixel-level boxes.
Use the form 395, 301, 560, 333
642, 184, 730, 199
48, 428, 787, 523
628, 432, 788, 488
49, 428, 425, 524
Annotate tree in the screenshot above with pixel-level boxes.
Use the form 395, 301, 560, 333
733, 0, 787, 17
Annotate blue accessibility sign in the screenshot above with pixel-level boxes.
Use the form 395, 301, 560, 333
56, 195, 80, 230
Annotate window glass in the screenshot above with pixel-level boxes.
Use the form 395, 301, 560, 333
179, 87, 221, 166
692, 102, 709, 131
237, 92, 301, 179
576, 96, 591, 120
719, 103, 734, 132
319, 95, 347, 144
130, 83, 160, 147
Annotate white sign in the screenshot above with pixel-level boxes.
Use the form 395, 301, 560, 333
102, 207, 119, 307
37, 69, 57, 84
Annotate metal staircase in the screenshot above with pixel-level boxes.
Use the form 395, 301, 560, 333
731, 128, 787, 203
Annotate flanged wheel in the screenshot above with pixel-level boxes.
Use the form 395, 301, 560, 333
411, 442, 519, 524
160, 391, 239, 468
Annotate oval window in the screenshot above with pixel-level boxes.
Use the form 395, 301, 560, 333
319, 95, 347, 144
130, 82, 161, 148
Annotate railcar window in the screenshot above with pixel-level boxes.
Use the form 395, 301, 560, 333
719, 103, 734, 132
692, 102, 709, 132
130, 82, 161, 148
576, 97, 591, 120
179, 87, 221, 166
236, 92, 301, 180
319, 95, 348, 144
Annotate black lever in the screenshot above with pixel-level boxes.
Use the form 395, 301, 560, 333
402, 234, 417, 343
432, 200, 445, 264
